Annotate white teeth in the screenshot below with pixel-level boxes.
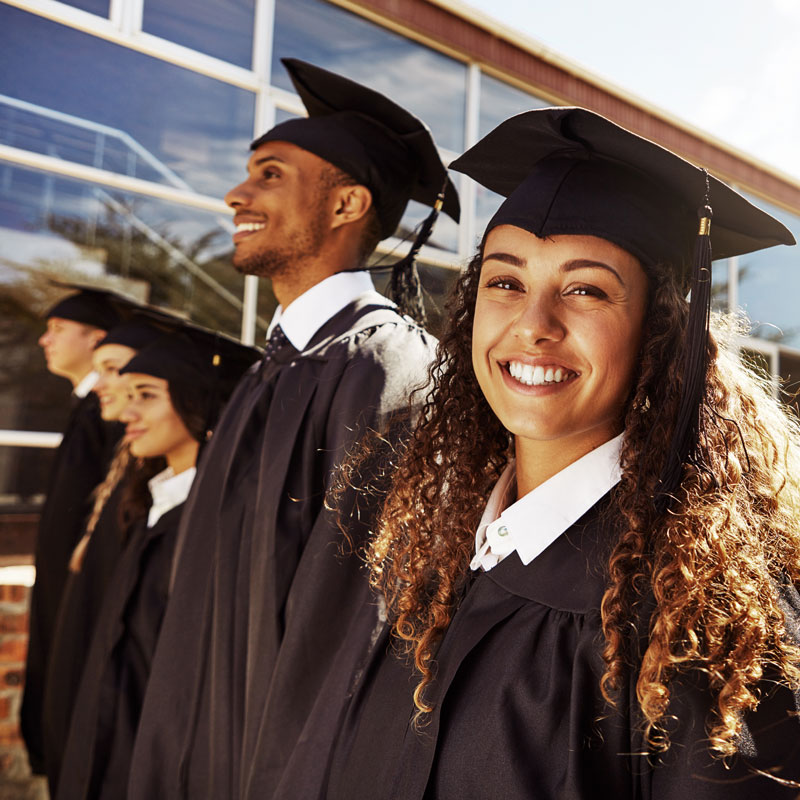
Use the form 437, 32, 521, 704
507, 360, 573, 386
235, 222, 266, 233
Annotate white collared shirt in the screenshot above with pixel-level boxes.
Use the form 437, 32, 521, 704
267, 271, 376, 352
147, 466, 197, 528
74, 370, 99, 398
470, 434, 623, 572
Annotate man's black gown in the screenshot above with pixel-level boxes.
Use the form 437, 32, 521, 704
43, 481, 126, 792
319, 500, 800, 800
22, 391, 120, 773
128, 292, 436, 800
56, 503, 186, 800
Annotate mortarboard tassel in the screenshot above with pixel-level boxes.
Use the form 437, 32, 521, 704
657, 173, 714, 505
388, 183, 447, 327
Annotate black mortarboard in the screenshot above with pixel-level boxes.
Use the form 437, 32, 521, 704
450, 106, 795, 505
119, 323, 259, 437
45, 287, 128, 331
96, 319, 166, 351
251, 58, 461, 325
449, 107, 793, 276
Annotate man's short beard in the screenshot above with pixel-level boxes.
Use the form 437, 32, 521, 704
231, 203, 328, 279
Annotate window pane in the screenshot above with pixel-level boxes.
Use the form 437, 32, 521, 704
142, 0, 255, 68
272, 0, 467, 152
711, 258, 729, 313
736, 195, 800, 346
474, 183, 503, 246
480, 72, 550, 138
370, 262, 460, 339
61, 0, 109, 15
0, 5, 255, 198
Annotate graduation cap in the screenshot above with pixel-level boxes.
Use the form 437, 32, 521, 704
251, 58, 461, 324
45, 286, 130, 331
449, 106, 795, 504
119, 321, 260, 438
95, 318, 168, 351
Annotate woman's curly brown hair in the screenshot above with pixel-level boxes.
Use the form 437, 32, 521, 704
366, 247, 800, 757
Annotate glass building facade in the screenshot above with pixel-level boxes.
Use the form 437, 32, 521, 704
1, 0, 800, 512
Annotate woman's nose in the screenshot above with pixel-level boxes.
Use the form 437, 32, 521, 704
512, 293, 566, 344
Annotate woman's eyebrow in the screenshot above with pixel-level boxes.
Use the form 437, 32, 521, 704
481, 252, 526, 268
562, 258, 624, 286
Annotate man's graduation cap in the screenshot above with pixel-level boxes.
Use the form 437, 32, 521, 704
45, 287, 129, 332
450, 106, 795, 503
251, 58, 461, 323
119, 318, 260, 439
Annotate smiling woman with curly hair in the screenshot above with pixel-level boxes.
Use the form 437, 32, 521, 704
319, 108, 800, 800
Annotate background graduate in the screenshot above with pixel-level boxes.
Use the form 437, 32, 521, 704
22, 288, 123, 774
42, 316, 166, 793
56, 329, 258, 800
322, 108, 800, 798
127, 58, 459, 800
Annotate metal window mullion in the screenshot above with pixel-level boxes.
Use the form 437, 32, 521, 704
458, 62, 481, 260
727, 254, 739, 313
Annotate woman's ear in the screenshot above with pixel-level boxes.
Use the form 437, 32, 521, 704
331, 184, 373, 230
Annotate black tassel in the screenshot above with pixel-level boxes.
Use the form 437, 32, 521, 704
656, 172, 714, 506
388, 183, 447, 326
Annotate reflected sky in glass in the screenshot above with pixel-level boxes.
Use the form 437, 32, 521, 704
479, 72, 550, 138
0, 162, 246, 338
272, 0, 466, 152
143, 0, 255, 68
0, 5, 255, 199
58, 0, 109, 16
736, 194, 800, 346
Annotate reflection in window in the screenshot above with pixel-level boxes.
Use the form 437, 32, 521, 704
371, 261, 460, 339
143, 0, 255, 68
736, 194, 800, 346
272, 0, 467, 152
0, 5, 255, 199
58, 0, 109, 16
474, 182, 504, 247
479, 72, 550, 138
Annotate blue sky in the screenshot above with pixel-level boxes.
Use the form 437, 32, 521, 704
462, 0, 800, 181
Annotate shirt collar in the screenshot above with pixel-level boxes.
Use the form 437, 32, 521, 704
147, 465, 196, 528
267, 271, 375, 351
74, 370, 99, 398
471, 433, 623, 572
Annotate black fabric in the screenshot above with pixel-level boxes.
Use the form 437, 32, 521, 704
46, 289, 125, 330
42, 482, 126, 793
324, 501, 800, 800
127, 292, 436, 800
96, 320, 164, 351
56, 504, 186, 800
449, 107, 794, 275
21, 393, 121, 774
252, 58, 460, 238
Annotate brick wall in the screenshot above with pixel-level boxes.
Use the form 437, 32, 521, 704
0, 583, 47, 799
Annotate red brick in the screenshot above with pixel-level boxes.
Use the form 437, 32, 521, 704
0, 586, 28, 604
0, 612, 28, 634
0, 637, 27, 663
0, 665, 24, 689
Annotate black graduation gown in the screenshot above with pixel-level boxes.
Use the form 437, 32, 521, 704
22, 391, 120, 773
56, 503, 185, 800
127, 292, 436, 800
42, 482, 126, 793
325, 500, 800, 800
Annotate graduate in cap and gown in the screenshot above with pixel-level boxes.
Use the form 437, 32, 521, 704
127, 58, 459, 800
319, 108, 800, 799
56, 328, 258, 800
42, 316, 168, 792
22, 288, 125, 774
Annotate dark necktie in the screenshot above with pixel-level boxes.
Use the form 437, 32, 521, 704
259, 324, 296, 381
